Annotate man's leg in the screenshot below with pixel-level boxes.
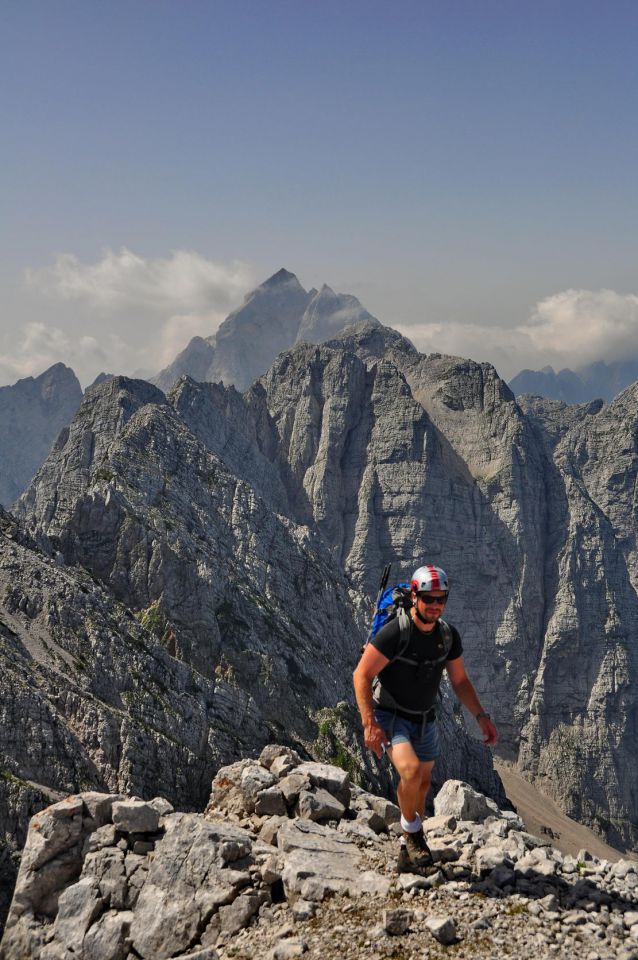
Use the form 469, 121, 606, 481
416, 761, 434, 819
386, 742, 435, 871
386, 743, 434, 822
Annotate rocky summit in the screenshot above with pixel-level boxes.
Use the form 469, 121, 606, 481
153, 269, 378, 393
2, 753, 638, 960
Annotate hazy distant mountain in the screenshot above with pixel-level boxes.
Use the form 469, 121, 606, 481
509, 359, 638, 403
153, 268, 379, 393
0, 363, 82, 507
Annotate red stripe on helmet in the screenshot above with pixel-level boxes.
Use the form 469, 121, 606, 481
427, 564, 440, 590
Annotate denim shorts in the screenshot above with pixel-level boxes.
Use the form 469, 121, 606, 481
374, 707, 440, 763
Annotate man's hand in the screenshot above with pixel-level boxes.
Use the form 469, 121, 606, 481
364, 721, 389, 759
478, 714, 498, 746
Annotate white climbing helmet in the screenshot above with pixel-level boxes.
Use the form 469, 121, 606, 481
410, 564, 449, 594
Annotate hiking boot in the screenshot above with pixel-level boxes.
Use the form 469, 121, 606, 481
402, 827, 434, 870
397, 840, 412, 874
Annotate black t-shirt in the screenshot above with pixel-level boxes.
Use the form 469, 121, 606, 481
370, 617, 463, 713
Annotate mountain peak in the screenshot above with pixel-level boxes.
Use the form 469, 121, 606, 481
261, 268, 302, 290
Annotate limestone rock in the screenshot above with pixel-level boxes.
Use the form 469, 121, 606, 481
425, 914, 457, 945
296, 789, 345, 823
383, 908, 413, 935
111, 801, 159, 835
3, 778, 638, 960
293, 763, 351, 808
434, 780, 500, 822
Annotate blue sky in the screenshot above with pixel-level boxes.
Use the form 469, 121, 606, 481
2, 0, 638, 385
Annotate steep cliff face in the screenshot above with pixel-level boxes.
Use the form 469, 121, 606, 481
403, 356, 638, 847
550, 384, 638, 589
514, 390, 638, 846
0, 364, 82, 507
256, 329, 638, 847
15, 378, 364, 732
254, 337, 547, 755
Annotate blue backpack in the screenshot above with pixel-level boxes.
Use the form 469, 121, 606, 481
370, 582, 412, 640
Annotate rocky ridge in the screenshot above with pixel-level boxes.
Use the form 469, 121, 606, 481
0, 364, 82, 507
2, 751, 638, 960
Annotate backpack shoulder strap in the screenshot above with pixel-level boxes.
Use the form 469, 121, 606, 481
396, 608, 412, 660
438, 619, 454, 658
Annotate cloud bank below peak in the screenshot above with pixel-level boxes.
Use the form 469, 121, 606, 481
1, 250, 256, 387
5, 248, 638, 389
397, 287, 638, 380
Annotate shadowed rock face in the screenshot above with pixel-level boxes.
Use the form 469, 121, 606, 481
153, 269, 380, 393
0, 364, 82, 508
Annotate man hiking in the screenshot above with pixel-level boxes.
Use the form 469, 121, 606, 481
353, 563, 498, 871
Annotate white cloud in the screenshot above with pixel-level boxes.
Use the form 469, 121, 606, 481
0, 322, 109, 386
25, 248, 253, 313
395, 319, 532, 380
398, 288, 638, 380
3, 249, 256, 387
519, 289, 638, 369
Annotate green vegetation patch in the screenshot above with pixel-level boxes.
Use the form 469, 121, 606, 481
135, 599, 169, 640
312, 704, 363, 785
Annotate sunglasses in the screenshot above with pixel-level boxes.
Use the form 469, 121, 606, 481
416, 593, 448, 605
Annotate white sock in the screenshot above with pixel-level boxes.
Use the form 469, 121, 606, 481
400, 814, 422, 833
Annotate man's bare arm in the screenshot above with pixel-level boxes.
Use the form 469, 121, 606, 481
353, 645, 391, 758
446, 656, 498, 746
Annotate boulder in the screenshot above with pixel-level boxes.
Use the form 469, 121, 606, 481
279, 774, 310, 807
50, 877, 104, 954
383, 908, 413, 935
293, 763, 351, 807
425, 915, 457, 946
433, 780, 499, 823
111, 801, 160, 835
259, 745, 303, 771
255, 788, 287, 818
354, 809, 387, 834
296, 789, 345, 823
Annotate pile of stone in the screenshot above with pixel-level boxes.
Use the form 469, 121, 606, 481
2, 745, 638, 960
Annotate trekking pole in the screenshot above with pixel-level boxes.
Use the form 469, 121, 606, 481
364, 562, 392, 646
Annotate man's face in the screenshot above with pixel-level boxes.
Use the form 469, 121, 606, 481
413, 590, 448, 623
